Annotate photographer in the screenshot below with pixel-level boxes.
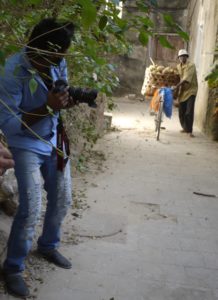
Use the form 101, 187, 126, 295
0, 18, 82, 298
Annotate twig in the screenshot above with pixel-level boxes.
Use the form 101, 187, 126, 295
74, 229, 122, 239
193, 192, 216, 198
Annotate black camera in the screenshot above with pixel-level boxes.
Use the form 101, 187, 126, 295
53, 79, 98, 108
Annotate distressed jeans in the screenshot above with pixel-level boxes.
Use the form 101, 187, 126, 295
3, 148, 72, 274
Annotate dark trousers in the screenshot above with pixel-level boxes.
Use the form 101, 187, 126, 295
179, 95, 196, 133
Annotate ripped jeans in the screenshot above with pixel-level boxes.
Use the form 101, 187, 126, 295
3, 148, 72, 274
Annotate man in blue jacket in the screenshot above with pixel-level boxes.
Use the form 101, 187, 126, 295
0, 18, 75, 297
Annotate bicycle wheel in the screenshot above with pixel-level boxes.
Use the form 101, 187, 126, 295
154, 112, 158, 132
156, 101, 163, 141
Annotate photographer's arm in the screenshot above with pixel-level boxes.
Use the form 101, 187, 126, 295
21, 90, 69, 128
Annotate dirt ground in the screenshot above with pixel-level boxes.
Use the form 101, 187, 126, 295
1, 96, 218, 300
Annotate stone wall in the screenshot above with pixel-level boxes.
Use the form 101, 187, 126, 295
64, 94, 106, 169
205, 87, 218, 140
205, 32, 218, 140
113, 1, 147, 96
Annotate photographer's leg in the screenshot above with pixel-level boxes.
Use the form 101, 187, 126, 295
3, 149, 43, 297
37, 151, 72, 267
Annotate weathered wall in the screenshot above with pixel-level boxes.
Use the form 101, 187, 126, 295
148, 0, 188, 66
205, 86, 218, 140
113, 1, 147, 96
187, 0, 218, 132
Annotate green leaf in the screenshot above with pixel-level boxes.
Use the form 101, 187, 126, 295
172, 23, 189, 41
163, 14, 175, 26
29, 78, 38, 95
205, 69, 218, 81
107, 23, 123, 34
139, 31, 149, 46
139, 17, 154, 28
177, 30, 189, 41
77, 0, 97, 29
28, 69, 36, 75
84, 37, 97, 58
95, 57, 106, 65
99, 16, 108, 31
106, 85, 113, 95
115, 17, 128, 31
158, 36, 174, 49
5, 44, 20, 54
136, 2, 149, 13
26, 0, 42, 4
163, 13, 189, 42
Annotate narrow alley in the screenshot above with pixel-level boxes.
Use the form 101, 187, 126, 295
31, 97, 218, 300
0, 1, 217, 299
1, 96, 218, 300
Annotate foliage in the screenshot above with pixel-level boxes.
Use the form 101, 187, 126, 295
205, 49, 218, 89
0, 0, 189, 167
205, 69, 218, 89
0, 0, 189, 100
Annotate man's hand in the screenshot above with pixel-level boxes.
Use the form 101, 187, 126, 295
66, 96, 78, 108
47, 89, 69, 111
0, 143, 15, 175
22, 88, 71, 129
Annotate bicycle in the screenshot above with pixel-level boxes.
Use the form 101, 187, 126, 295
154, 92, 164, 141
151, 87, 174, 141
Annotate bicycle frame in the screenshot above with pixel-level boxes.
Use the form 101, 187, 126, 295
154, 93, 164, 141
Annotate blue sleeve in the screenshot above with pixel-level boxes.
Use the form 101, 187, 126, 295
60, 59, 68, 81
0, 72, 23, 136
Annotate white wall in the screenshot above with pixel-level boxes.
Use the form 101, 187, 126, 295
188, 0, 218, 130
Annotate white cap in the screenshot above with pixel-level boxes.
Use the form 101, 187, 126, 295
178, 49, 189, 57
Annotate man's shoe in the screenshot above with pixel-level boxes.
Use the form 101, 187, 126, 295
38, 249, 72, 269
4, 273, 30, 298
189, 133, 195, 137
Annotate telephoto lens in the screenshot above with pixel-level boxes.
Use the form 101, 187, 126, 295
53, 79, 98, 108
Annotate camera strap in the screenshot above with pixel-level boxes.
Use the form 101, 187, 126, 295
56, 114, 70, 172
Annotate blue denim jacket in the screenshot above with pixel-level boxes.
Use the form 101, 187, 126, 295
0, 50, 68, 155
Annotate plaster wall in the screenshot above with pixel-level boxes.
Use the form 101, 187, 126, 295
188, 0, 218, 130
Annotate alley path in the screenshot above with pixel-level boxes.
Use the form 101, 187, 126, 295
36, 97, 218, 300
40, 97, 218, 300
3, 97, 218, 300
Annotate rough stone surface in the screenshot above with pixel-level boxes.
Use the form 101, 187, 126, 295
205, 87, 218, 140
